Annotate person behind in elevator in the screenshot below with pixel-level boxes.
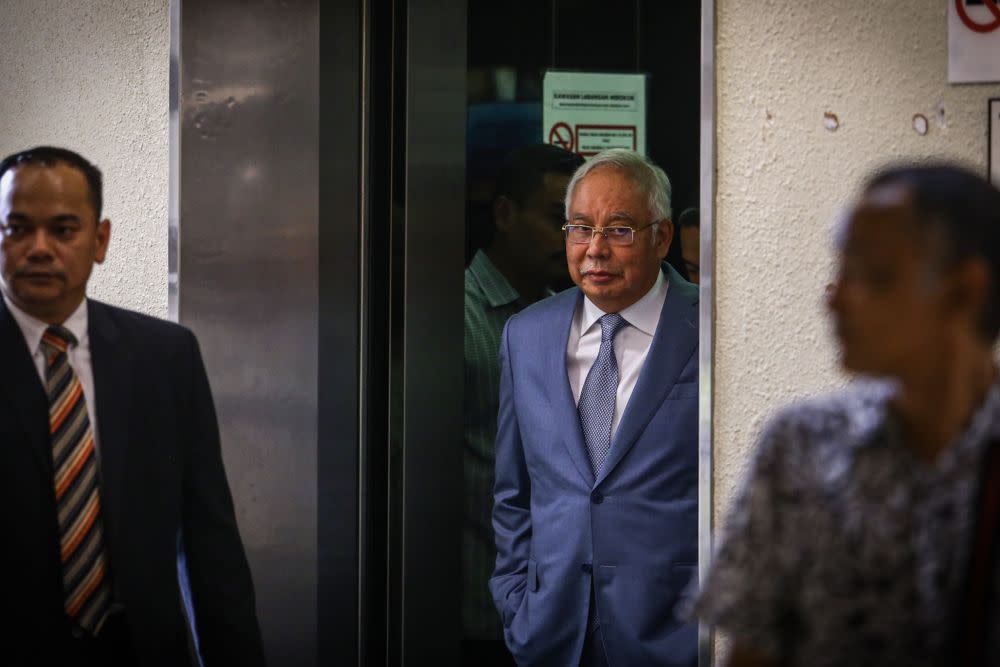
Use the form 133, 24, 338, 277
464, 143, 584, 667
0, 146, 265, 666
693, 164, 1000, 666
491, 148, 699, 666
676, 207, 700, 285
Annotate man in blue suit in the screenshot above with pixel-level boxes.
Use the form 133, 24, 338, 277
491, 149, 698, 666
490, 150, 698, 665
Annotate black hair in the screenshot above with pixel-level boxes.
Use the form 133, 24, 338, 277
866, 163, 1000, 341
493, 144, 585, 206
0, 146, 103, 220
677, 207, 699, 229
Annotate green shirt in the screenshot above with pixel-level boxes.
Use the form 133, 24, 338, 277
463, 250, 530, 639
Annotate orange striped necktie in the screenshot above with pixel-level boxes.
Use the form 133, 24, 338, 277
39, 325, 112, 636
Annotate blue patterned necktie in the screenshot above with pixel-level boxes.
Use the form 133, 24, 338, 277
578, 313, 627, 476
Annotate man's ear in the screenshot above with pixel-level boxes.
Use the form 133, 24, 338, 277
94, 219, 111, 264
947, 258, 990, 325
655, 219, 674, 260
493, 195, 518, 234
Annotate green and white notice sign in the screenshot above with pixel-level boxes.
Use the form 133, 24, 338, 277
542, 71, 647, 158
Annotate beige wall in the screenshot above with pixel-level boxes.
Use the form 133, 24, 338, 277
0, 0, 170, 318
714, 0, 998, 516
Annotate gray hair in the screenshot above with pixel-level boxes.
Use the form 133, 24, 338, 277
563, 149, 673, 229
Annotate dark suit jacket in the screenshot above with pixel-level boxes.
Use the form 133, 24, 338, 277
0, 298, 265, 666
491, 264, 698, 666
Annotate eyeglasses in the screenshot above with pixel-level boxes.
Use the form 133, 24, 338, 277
561, 221, 658, 246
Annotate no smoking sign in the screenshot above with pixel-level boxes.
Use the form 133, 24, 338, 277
957, 0, 1000, 32
549, 122, 574, 152
950, 0, 1000, 83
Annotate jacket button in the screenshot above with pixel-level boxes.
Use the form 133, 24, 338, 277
581, 563, 592, 574
591, 490, 604, 504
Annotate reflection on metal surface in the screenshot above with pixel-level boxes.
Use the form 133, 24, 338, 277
699, 1, 716, 666
317, 2, 362, 665
168, 0, 180, 323
175, 1, 319, 664
394, 0, 466, 661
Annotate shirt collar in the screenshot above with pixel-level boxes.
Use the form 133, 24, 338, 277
2, 292, 89, 353
468, 249, 521, 308
860, 372, 1000, 467
580, 268, 667, 337
941, 372, 1000, 464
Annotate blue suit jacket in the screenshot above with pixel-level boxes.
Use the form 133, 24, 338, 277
490, 265, 698, 666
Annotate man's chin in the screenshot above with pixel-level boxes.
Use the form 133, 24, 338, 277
13, 284, 63, 301
8, 285, 70, 315
580, 284, 622, 305
838, 350, 884, 376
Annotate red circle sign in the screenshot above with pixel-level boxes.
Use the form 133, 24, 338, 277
549, 122, 574, 152
956, 0, 1000, 33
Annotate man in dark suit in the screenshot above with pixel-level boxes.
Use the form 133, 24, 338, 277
0, 146, 265, 666
491, 149, 698, 666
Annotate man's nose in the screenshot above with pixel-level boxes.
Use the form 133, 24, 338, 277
825, 281, 841, 312
26, 229, 55, 257
586, 231, 611, 257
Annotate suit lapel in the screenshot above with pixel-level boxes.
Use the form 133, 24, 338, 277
549, 289, 596, 487
0, 299, 51, 476
595, 266, 698, 486
88, 300, 132, 543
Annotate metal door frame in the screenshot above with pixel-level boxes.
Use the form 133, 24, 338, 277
357, 0, 466, 663
698, 1, 716, 665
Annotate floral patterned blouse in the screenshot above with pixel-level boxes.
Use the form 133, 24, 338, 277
693, 379, 1000, 666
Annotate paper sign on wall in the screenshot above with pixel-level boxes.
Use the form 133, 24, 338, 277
542, 71, 647, 157
949, 0, 1000, 83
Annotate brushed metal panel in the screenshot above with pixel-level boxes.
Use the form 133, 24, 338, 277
168, 0, 180, 324
399, 0, 466, 662
175, 1, 319, 664
318, 1, 363, 665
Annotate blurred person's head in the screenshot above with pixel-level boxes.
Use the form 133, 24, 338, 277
489, 144, 584, 298
827, 164, 1000, 378
564, 149, 673, 313
678, 207, 700, 284
0, 146, 110, 325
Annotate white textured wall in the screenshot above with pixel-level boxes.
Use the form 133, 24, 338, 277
0, 0, 169, 317
714, 0, 997, 515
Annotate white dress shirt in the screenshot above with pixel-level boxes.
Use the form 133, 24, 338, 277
567, 271, 668, 439
3, 293, 101, 458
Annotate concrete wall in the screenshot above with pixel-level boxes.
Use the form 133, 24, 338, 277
713, 0, 997, 517
0, 0, 170, 317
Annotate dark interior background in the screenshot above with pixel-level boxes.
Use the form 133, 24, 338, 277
465, 0, 702, 275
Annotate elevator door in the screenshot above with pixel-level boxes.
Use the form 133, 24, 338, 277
175, 0, 708, 664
